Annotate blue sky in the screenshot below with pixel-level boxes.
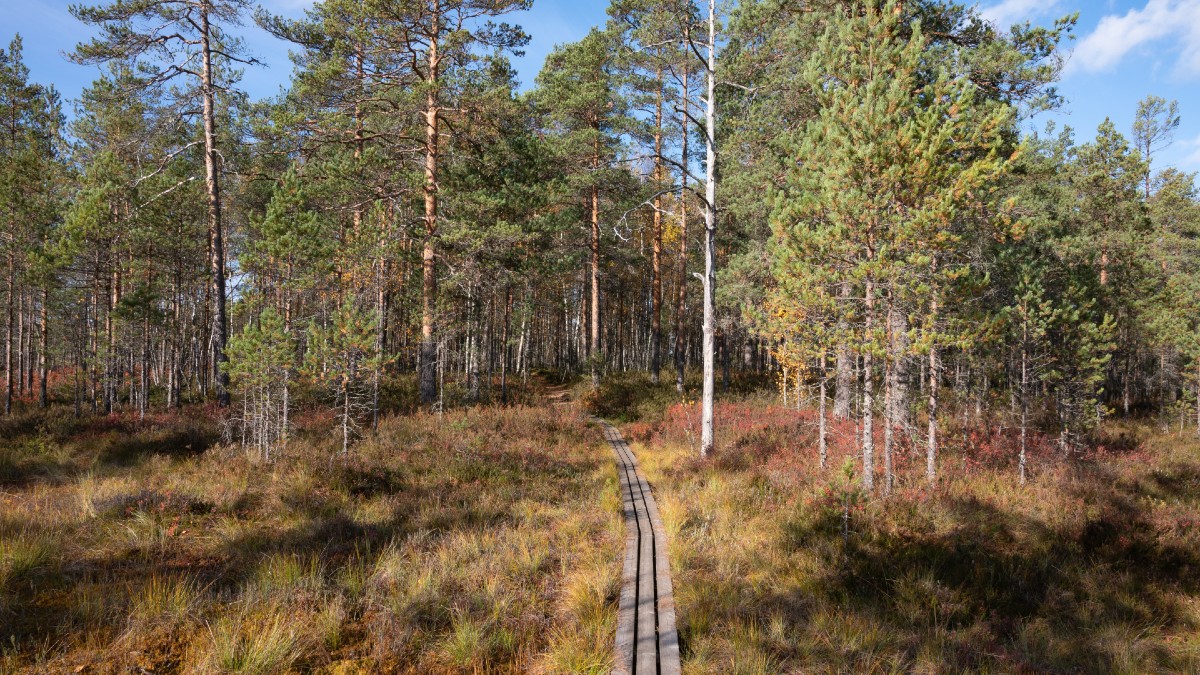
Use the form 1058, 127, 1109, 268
4, 0, 1200, 174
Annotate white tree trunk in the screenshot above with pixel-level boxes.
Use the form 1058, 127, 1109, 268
699, 0, 717, 458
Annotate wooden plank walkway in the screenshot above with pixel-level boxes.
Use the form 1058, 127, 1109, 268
595, 417, 681, 675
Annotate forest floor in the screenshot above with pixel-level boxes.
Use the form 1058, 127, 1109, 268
591, 374, 1200, 673
7, 372, 1200, 673
0, 392, 622, 673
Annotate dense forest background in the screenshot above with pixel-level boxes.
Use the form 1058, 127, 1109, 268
2, 0, 1199, 489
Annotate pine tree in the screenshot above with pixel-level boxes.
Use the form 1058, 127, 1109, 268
0, 36, 63, 416
70, 0, 261, 408
534, 28, 633, 389
770, 0, 1014, 490
226, 308, 295, 460
303, 300, 385, 454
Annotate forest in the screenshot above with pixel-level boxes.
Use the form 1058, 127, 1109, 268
3, 0, 1200, 672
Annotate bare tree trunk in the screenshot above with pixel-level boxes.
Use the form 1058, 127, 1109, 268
675, 68, 689, 394
38, 286, 47, 407
342, 379, 350, 455
17, 288, 24, 397
516, 286, 529, 384
590, 178, 601, 389
140, 316, 149, 419
419, 14, 442, 407
651, 66, 664, 385
883, 358, 893, 496
862, 278, 875, 492
501, 285, 512, 405
927, 276, 940, 485
888, 305, 909, 433
699, 0, 717, 458
819, 351, 827, 469
200, 3, 230, 408
834, 283, 852, 420
1020, 337, 1029, 484
4, 247, 12, 416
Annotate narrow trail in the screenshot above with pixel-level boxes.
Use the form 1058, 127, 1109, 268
534, 375, 681, 673
595, 417, 681, 675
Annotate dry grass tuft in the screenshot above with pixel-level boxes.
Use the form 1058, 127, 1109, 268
0, 398, 621, 673
631, 396, 1200, 673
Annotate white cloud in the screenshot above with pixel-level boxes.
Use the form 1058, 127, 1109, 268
1069, 0, 1200, 77
979, 0, 1058, 28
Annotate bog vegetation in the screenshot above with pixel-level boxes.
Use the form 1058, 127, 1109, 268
3, 0, 1200, 671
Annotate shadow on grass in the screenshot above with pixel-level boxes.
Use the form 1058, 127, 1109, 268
710, 462, 1200, 671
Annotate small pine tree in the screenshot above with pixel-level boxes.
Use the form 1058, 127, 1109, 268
302, 301, 384, 455
225, 308, 295, 461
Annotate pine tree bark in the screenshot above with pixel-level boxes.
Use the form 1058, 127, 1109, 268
501, 285, 512, 405
419, 17, 441, 407
818, 351, 828, 469
1019, 333, 1029, 484
5, 247, 13, 416
201, 1, 230, 407
590, 170, 601, 389
17, 289, 24, 397
927, 268, 940, 485
862, 278, 875, 492
650, 66, 663, 385
38, 286, 47, 407
834, 282, 852, 420
674, 68, 689, 394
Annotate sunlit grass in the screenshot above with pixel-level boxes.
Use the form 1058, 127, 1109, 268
632, 396, 1200, 673
0, 398, 621, 672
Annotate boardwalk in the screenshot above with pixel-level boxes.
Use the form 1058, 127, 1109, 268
596, 418, 682, 675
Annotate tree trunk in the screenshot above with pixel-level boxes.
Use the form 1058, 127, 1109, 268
140, 316, 149, 419
883, 357, 893, 496
1020, 337, 1029, 484
17, 288, 24, 397
501, 285, 512, 405
819, 351, 827, 469
675, 68, 689, 394
650, 66, 664, 385
590, 178, 601, 389
4, 247, 12, 416
888, 304, 909, 432
200, 3, 230, 408
419, 14, 442, 407
862, 278, 875, 492
38, 286, 47, 407
834, 283, 852, 420
699, 0, 717, 458
927, 289, 940, 485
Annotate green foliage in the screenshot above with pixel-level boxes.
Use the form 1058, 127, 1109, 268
243, 166, 333, 310
766, 1, 1015, 443
302, 301, 385, 452
225, 308, 295, 458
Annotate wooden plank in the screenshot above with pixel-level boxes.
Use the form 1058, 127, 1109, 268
633, 449, 658, 675
643, 480, 681, 675
612, 428, 640, 674
613, 445, 639, 675
596, 417, 682, 675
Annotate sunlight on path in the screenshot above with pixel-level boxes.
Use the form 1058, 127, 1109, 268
594, 417, 682, 675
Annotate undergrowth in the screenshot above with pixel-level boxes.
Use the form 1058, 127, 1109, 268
0, 401, 621, 673
631, 399, 1200, 672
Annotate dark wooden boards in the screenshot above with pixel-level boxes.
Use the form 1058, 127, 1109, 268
596, 418, 681, 675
